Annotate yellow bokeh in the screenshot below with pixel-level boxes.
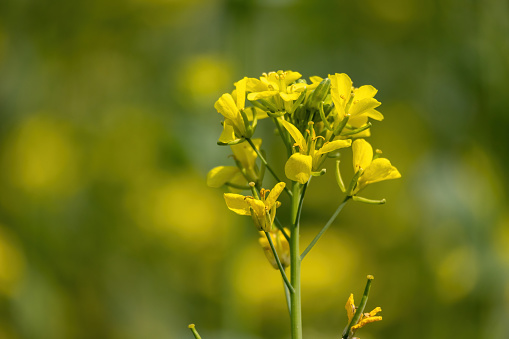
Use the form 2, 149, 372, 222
3, 114, 80, 196
126, 173, 233, 250
436, 245, 479, 303
178, 55, 232, 107
0, 226, 26, 297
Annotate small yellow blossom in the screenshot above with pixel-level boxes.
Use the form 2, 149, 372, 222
246, 71, 318, 112
224, 182, 285, 232
330, 73, 383, 121
258, 228, 290, 269
207, 139, 262, 189
345, 294, 382, 332
351, 139, 401, 195
279, 119, 351, 184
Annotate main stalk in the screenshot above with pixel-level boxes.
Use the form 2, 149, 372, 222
290, 182, 302, 339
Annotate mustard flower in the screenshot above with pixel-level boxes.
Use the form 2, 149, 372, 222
351, 139, 401, 195
224, 182, 286, 232
279, 119, 351, 184
345, 293, 382, 332
330, 73, 384, 121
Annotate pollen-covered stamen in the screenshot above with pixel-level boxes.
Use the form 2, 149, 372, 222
312, 135, 326, 142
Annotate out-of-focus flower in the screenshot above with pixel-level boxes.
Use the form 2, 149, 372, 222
207, 139, 262, 189
258, 228, 290, 269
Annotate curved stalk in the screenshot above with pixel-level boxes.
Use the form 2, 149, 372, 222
301, 196, 350, 260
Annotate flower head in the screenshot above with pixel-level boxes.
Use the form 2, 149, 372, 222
224, 182, 286, 232
351, 139, 401, 195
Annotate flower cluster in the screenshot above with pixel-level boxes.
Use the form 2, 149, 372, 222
209, 70, 400, 203
206, 70, 401, 338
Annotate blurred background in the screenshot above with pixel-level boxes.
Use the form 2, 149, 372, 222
1, 0, 508, 338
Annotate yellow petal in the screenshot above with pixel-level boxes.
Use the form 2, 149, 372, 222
285, 153, 312, 184
368, 307, 382, 317
227, 171, 249, 193
206, 166, 240, 188
365, 109, 384, 121
345, 294, 356, 323
359, 158, 401, 186
214, 93, 239, 121
265, 182, 286, 209
309, 76, 323, 84
283, 71, 302, 86
218, 121, 239, 144
234, 77, 247, 110
224, 193, 252, 215
231, 138, 261, 169
279, 118, 307, 152
246, 78, 268, 92
317, 139, 352, 156
352, 139, 373, 172
351, 316, 382, 330
330, 73, 352, 109
280, 92, 301, 102
354, 85, 377, 101
247, 90, 279, 101
349, 98, 381, 118
245, 106, 269, 120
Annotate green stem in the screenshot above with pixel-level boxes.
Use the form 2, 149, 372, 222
342, 275, 374, 339
300, 196, 350, 260
265, 232, 295, 294
283, 277, 292, 317
274, 216, 290, 242
290, 182, 302, 339
246, 138, 292, 197
188, 324, 202, 339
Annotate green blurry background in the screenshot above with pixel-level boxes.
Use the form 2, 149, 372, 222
1, 0, 508, 338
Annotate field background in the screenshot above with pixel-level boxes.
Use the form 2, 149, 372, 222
1, 0, 509, 338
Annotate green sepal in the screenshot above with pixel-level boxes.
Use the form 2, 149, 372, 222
341, 122, 372, 136
217, 138, 245, 146
311, 168, 326, 177
335, 160, 346, 193
309, 78, 331, 109
333, 114, 350, 136
290, 89, 307, 114
266, 110, 286, 118
352, 195, 386, 204
256, 98, 278, 112
239, 108, 253, 138
346, 169, 363, 196
318, 101, 333, 131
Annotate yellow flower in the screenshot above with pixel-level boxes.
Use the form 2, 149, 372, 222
224, 182, 285, 232
207, 139, 262, 189
246, 71, 318, 112
258, 228, 290, 269
351, 139, 401, 195
345, 293, 382, 331
330, 73, 384, 121
279, 118, 351, 184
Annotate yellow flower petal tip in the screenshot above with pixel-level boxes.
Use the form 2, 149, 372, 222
285, 153, 312, 184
